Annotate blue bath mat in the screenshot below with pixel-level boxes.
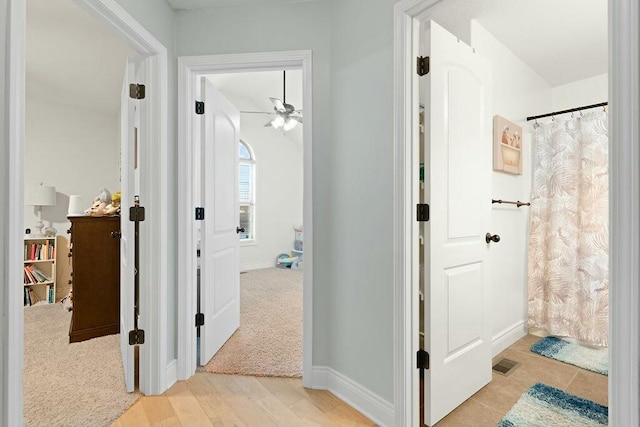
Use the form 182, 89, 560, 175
498, 383, 608, 427
530, 336, 608, 375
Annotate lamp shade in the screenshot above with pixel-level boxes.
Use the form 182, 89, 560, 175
26, 184, 56, 207
67, 195, 83, 216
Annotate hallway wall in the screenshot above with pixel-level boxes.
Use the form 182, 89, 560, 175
176, 0, 336, 391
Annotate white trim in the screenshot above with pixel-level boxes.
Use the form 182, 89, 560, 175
312, 366, 394, 427
393, 2, 441, 426
71, 0, 170, 396
393, 1, 639, 426
177, 51, 314, 387
5, 1, 26, 425
609, 0, 640, 425
492, 321, 527, 357
165, 359, 178, 388
240, 261, 277, 272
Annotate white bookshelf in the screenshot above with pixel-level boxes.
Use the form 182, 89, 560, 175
23, 237, 57, 306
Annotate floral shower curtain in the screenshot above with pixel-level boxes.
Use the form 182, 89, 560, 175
527, 111, 609, 347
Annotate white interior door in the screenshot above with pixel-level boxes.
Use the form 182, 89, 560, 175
422, 21, 493, 425
119, 56, 144, 393
199, 79, 241, 365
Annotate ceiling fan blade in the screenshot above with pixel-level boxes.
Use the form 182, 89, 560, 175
270, 97, 285, 112
290, 115, 303, 124
264, 120, 274, 127
240, 111, 274, 115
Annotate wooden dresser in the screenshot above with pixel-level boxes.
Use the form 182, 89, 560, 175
68, 216, 120, 343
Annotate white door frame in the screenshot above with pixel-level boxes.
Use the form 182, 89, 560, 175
177, 51, 314, 386
393, 0, 640, 426
3, 0, 169, 424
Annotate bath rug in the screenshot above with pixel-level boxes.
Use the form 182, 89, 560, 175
497, 383, 608, 427
530, 336, 608, 375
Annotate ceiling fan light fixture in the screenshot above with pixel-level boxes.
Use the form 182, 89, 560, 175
271, 115, 285, 129
283, 117, 298, 131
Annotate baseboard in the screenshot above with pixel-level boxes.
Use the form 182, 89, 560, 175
312, 366, 394, 427
240, 261, 276, 271
492, 320, 527, 356
165, 359, 177, 392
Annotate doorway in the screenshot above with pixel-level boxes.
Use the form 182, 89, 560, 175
198, 70, 304, 378
4, 0, 169, 424
23, 0, 136, 424
393, 0, 636, 426
177, 51, 313, 386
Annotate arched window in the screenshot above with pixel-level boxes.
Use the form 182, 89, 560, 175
239, 140, 255, 241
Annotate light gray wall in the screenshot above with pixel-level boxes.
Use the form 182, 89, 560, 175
113, 0, 179, 363
177, 0, 398, 402
326, 0, 396, 402
0, 0, 7, 422
177, 0, 334, 380
181, 0, 400, 402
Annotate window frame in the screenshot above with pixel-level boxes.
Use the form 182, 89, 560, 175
238, 140, 256, 244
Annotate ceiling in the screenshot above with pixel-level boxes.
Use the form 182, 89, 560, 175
206, 70, 303, 143
424, 0, 608, 86
168, 0, 319, 9
26, 0, 133, 114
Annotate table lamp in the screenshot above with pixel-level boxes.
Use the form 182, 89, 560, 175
26, 183, 56, 236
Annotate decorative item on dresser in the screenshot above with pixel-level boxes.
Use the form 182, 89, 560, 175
68, 216, 121, 343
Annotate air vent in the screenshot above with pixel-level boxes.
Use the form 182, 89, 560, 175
492, 358, 519, 376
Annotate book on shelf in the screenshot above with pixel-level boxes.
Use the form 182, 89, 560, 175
24, 241, 55, 261
23, 287, 43, 306
23, 265, 52, 284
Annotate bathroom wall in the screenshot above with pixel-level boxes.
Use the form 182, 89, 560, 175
551, 73, 608, 111
470, 21, 553, 354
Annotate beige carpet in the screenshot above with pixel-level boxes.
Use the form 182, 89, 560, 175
23, 303, 139, 427
204, 267, 303, 377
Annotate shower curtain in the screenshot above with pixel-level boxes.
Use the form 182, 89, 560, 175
527, 110, 609, 347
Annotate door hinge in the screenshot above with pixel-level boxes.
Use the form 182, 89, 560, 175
417, 349, 429, 370
129, 83, 146, 100
195, 313, 205, 327
130, 205, 146, 222
195, 207, 205, 220
417, 204, 430, 222
417, 56, 430, 76
129, 329, 145, 345
195, 101, 205, 115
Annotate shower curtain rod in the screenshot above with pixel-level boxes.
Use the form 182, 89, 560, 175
526, 101, 608, 122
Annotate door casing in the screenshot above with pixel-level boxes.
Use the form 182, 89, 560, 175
177, 51, 314, 386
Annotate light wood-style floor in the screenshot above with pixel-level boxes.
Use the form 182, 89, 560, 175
112, 373, 376, 426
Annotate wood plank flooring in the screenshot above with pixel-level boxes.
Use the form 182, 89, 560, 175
112, 373, 376, 426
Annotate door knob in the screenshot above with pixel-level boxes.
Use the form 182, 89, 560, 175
236, 226, 245, 234
111, 231, 122, 239
486, 233, 501, 244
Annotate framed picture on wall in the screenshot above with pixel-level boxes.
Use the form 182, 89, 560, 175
493, 115, 522, 175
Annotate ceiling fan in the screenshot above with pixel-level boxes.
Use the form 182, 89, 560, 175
241, 70, 302, 132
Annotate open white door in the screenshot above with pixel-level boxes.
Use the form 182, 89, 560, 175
422, 21, 493, 425
199, 79, 241, 365
119, 57, 144, 392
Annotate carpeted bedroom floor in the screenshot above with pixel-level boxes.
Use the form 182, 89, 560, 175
23, 303, 138, 427
204, 267, 303, 377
